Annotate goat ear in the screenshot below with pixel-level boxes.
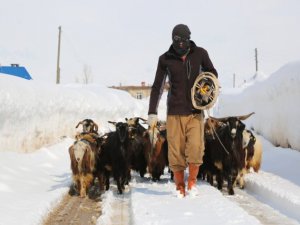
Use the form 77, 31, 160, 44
93, 123, 99, 132
237, 112, 255, 121
239, 122, 246, 130
75, 121, 83, 128
69, 146, 79, 174
139, 117, 147, 121
143, 130, 149, 138
69, 146, 74, 157
205, 118, 215, 130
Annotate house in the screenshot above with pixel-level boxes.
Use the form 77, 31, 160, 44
0, 64, 32, 80
110, 81, 169, 99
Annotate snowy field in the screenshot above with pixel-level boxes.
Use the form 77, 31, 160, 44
0, 61, 300, 224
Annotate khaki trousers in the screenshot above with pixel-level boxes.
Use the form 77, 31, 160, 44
166, 114, 205, 172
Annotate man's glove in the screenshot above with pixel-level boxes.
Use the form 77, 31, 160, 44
147, 114, 158, 127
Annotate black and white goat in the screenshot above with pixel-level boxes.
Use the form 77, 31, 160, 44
203, 112, 254, 194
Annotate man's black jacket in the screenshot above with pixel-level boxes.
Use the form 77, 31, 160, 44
148, 41, 218, 115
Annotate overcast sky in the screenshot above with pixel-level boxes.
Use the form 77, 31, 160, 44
1, 0, 299, 88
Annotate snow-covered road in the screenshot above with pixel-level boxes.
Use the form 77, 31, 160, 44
1, 136, 300, 225
97, 170, 300, 225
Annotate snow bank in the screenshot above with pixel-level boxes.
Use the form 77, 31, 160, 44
0, 137, 73, 225
245, 171, 300, 222
0, 77, 150, 152
216, 61, 300, 150
260, 135, 300, 186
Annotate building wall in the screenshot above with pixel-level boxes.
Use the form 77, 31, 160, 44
127, 88, 151, 99
110, 82, 169, 99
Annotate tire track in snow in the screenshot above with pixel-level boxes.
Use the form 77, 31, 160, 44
226, 189, 299, 225
42, 185, 102, 225
244, 171, 300, 222
97, 184, 131, 225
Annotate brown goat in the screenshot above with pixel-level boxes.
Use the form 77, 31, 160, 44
246, 134, 262, 173
69, 140, 97, 197
146, 125, 167, 181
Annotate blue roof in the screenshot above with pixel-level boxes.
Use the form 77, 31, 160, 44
0, 66, 32, 80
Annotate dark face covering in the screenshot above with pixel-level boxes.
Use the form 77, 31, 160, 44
171, 24, 191, 57
172, 35, 191, 56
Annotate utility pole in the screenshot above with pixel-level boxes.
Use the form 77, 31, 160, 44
56, 26, 62, 84
233, 73, 236, 88
255, 48, 258, 72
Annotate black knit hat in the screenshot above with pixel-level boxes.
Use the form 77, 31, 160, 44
172, 24, 191, 39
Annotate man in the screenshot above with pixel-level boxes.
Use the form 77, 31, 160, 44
148, 24, 218, 197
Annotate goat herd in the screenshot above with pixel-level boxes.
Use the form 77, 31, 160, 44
68, 112, 262, 198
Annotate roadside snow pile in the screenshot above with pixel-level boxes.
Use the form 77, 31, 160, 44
216, 61, 300, 150
0, 137, 73, 225
245, 171, 300, 222
0, 77, 148, 152
260, 136, 300, 186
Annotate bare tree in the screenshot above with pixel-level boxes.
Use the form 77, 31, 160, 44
82, 64, 93, 84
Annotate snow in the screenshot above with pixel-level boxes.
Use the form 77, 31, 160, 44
130, 176, 261, 225
215, 60, 300, 150
245, 171, 300, 222
0, 61, 300, 225
0, 138, 73, 225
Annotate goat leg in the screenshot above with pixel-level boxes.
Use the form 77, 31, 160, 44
227, 174, 235, 195
80, 176, 87, 198
207, 172, 214, 186
105, 170, 110, 191
216, 172, 223, 190
97, 173, 105, 191
116, 177, 123, 194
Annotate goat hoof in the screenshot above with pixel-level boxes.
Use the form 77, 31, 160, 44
68, 186, 77, 196
228, 189, 234, 195
140, 172, 145, 178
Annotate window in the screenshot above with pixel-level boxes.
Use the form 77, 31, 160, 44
136, 92, 143, 99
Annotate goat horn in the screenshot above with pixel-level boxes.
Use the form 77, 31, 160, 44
209, 112, 255, 122
237, 112, 255, 120
108, 121, 117, 125
208, 116, 229, 122
75, 121, 83, 128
